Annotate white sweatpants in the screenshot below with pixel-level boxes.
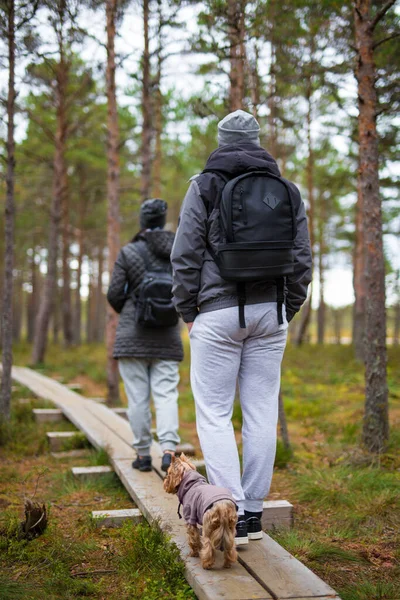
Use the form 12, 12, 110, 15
118, 358, 180, 455
189, 303, 288, 514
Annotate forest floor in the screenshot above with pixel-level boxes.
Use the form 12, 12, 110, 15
1, 340, 399, 600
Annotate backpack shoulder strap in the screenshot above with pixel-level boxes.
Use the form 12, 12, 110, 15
198, 169, 230, 215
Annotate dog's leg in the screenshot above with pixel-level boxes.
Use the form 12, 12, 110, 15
200, 512, 216, 570
200, 536, 215, 570
187, 524, 201, 557
223, 535, 237, 568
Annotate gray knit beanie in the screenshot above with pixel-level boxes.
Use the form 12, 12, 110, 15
140, 198, 167, 229
217, 110, 260, 147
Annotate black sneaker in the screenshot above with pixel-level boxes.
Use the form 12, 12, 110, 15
161, 452, 173, 473
246, 516, 263, 540
235, 518, 249, 546
132, 455, 152, 472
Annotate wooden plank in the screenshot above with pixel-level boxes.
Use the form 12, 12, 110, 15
92, 508, 142, 527
11, 367, 134, 460
51, 449, 90, 459
262, 500, 293, 531
237, 533, 340, 600
33, 408, 64, 423
72, 466, 113, 479
10, 367, 340, 600
47, 431, 77, 452
113, 458, 271, 600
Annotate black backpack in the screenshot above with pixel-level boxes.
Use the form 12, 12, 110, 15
134, 244, 179, 329
204, 169, 297, 327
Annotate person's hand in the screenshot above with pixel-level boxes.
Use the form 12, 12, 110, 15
187, 322, 194, 333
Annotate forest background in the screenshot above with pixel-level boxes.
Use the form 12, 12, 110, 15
0, 2, 400, 598
0, 0, 399, 450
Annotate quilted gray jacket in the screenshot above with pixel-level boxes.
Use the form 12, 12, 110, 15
107, 230, 184, 362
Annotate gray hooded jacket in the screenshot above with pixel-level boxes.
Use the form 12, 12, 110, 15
177, 470, 235, 526
171, 143, 312, 323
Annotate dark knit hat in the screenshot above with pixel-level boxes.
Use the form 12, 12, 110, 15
140, 198, 167, 229
218, 110, 260, 147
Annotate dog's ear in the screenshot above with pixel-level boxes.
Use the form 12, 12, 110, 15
180, 452, 196, 471
171, 454, 176, 463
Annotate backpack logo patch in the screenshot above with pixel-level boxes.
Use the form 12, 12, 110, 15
263, 193, 280, 210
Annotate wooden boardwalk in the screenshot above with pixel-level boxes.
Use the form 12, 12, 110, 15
11, 366, 341, 600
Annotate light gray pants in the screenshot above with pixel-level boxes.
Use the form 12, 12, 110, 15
118, 358, 180, 456
190, 303, 288, 514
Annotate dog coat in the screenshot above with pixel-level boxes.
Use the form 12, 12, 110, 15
177, 470, 235, 526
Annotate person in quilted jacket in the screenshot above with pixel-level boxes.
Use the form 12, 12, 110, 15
107, 199, 183, 473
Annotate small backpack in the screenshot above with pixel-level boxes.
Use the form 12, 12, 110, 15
134, 243, 179, 329
204, 169, 297, 327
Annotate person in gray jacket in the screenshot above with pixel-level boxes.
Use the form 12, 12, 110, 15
107, 199, 183, 473
171, 110, 312, 544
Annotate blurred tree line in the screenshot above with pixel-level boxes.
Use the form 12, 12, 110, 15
0, 0, 399, 452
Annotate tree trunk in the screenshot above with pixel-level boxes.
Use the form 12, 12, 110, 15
94, 248, 104, 343
0, 0, 15, 421
248, 43, 260, 119
333, 309, 342, 345
74, 228, 83, 345
52, 279, 60, 344
317, 198, 326, 345
267, 5, 278, 158
12, 273, 22, 342
352, 184, 366, 359
278, 389, 291, 451
27, 247, 38, 343
228, 0, 246, 111
106, 0, 121, 404
141, 0, 152, 202
394, 302, 400, 346
354, 0, 389, 453
295, 81, 315, 345
32, 81, 65, 363
153, 0, 163, 199
86, 258, 93, 343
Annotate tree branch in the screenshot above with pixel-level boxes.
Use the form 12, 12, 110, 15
370, 0, 397, 32
373, 31, 400, 49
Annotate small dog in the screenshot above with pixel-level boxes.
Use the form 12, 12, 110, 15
163, 453, 237, 569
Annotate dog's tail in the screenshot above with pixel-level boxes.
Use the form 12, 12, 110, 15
201, 500, 237, 569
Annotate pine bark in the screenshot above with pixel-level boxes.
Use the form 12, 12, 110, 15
295, 83, 314, 345
228, 0, 246, 111
1, 0, 16, 421
317, 198, 326, 345
278, 390, 291, 451
394, 302, 400, 346
354, 0, 389, 452
106, 0, 121, 403
74, 228, 83, 345
141, 0, 153, 202
95, 248, 104, 342
32, 66, 66, 363
352, 184, 366, 359
153, 0, 163, 199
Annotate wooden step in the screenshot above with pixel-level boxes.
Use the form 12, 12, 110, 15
51, 449, 90, 460
47, 431, 77, 452
176, 442, 196, 456
112, 407, 128, 420
92, 508, 142, 527
72, 466, 113, 480
262, 500, 293, 530
33, 408, 64, 423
